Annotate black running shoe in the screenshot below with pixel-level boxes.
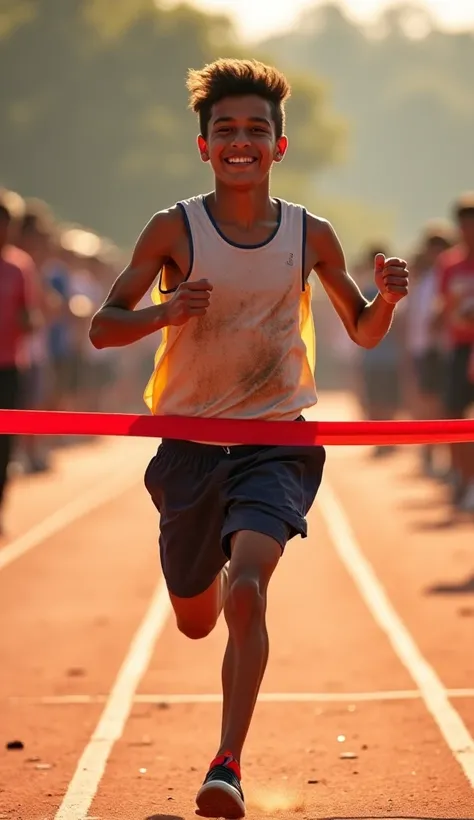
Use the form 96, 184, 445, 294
195, 751, 245, 818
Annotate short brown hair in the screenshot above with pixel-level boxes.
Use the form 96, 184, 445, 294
454, 192, 474, 221
421, 219, 455, 251
0, 203, 12, 223
18, 198, 54, 238
186, 58, 291, 139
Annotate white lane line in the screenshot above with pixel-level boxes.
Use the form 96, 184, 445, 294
0, 465, 142, 572
54, 579, 171, 820
9, 688, 474, 706
138, 690, 419, 704
318, 481, 474, 788
137, 688, 474, 703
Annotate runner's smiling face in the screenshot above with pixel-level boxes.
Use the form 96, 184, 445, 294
197, 95, 288, 189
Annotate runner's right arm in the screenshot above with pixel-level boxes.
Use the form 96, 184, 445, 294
89, 209, 212, 348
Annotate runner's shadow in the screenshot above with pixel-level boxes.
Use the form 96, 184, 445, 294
145, 814, 185, 820
425, 573, 474, 596
409, 515, 464, 531
397, 497, 447, 511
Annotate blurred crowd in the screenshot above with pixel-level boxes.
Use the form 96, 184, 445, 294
344, 192, 474, 517
0, 189, 156, 535
1, 187, 474, 536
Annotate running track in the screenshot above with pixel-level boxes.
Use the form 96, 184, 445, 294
1, 392, 473, 820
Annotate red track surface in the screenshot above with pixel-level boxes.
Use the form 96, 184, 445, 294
1, 393, 473, 820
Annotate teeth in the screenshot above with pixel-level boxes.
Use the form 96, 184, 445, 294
227, 157, 254, 164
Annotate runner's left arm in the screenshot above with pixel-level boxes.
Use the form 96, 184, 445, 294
306, 214, 409, 348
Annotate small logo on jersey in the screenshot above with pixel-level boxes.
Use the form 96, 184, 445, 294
286, 253, 294, 266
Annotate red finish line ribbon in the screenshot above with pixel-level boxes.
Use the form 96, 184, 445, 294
0, 410, 473, 446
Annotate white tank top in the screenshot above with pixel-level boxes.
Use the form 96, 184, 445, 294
144, 194, 317, 422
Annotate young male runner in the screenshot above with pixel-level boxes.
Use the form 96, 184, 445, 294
90, 59, 409, 818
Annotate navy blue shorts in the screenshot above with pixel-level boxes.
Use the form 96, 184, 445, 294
144, 434, 326, 598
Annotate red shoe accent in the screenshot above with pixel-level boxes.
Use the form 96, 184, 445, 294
209, 751, 241, 780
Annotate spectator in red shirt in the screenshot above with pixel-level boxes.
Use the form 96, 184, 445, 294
437, 193, 474, 512
403, 224, 454, 478
7, 202, 57, 472
0, 202, 32, 535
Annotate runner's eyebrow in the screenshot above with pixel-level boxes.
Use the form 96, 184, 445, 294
212, 116, 272, 126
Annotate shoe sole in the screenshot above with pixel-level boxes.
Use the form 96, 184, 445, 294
196, 780, 245, 818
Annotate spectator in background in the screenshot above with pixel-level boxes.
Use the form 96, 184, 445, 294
0, 201, 32, 535
62, 229, 110, 412
356, 244, 403, 457
403, 222, 455, 477
43, 237, 75, 412
436, 193, 474, 512
8, 202, 56, 472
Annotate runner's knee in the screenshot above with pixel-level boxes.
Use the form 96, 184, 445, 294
170, 572, 225, 640
225, 575, 265, 634
224, 530, 282, 633
176, 618, 215, 640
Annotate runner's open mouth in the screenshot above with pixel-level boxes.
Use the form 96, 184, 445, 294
224, 157, 257, 165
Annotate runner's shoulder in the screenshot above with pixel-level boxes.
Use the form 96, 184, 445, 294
303, 212, 339, 256
304, 211, 333, 233
144, 204, 189, 250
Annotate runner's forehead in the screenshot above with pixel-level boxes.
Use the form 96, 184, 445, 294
210, 96, 273, 127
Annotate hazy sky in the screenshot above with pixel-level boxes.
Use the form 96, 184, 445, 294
160, 0, 474, 42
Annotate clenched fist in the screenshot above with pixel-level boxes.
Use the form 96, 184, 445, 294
375, 253, 409, 305
164, 279, 213, 326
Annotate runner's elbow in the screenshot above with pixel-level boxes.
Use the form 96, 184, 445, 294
356, 335, 383, 350
356, 335, 381, 350
89, 312, 106, 349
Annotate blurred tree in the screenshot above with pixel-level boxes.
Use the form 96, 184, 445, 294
0, 0, 36, 38
81, 0, 157, 40
0, 0, 345, 247
260, 1, 474, 248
